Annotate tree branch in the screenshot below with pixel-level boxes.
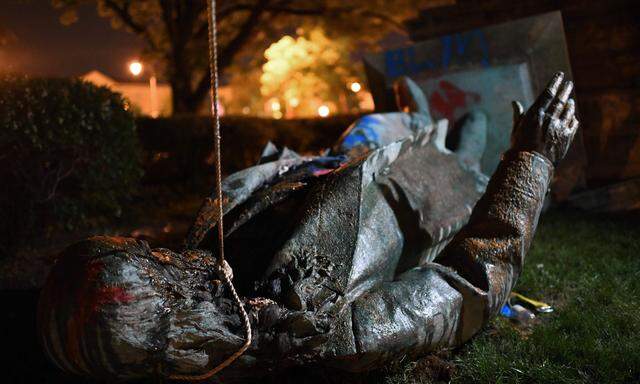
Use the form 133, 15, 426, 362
359, 10, 407, 31
265, 3, 406, 30
211, 2, 407, 31
218, 1, 259, 19
158, 0, 175, 41
190, 0, 271, 105
102, 0, 145, 33
102, 0, 159, 50
194, 1, 255, 39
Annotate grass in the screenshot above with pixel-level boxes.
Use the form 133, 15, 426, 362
384, 209, 640, 384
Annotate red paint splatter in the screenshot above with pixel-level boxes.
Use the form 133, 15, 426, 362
313, 168, 335, 176
429, 80, 481, 123
94, 286, 134, 307
65, 260, 135, 368
77, 262, 135, 320
39, 239, 140, 371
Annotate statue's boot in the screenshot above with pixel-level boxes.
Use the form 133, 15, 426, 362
394, 76, 432, 123
455, 110, 488, 172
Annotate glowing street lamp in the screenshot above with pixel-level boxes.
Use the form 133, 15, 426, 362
350, 82, 362, 93
129, 61, 143, 76
318, 105, 330, 118
128, 59, 159, 118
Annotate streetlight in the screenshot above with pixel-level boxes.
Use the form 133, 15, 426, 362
350, 82, 362, 93
128, 59, 159, 118
318, 105, 330, 118
128, 61, 143, 76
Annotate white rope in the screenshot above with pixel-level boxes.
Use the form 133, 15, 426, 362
170, 0, 252, 380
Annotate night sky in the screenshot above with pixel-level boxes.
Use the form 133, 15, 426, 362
0, 0, 143, 80
0, 1, 412, 82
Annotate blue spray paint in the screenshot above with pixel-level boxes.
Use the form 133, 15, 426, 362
384, 29, 490, 78
341, 115, 383, 150
441, 30, 490, 68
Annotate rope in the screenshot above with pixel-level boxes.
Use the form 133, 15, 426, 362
170, 0, 251, 380
169, 262, 252, 382
209, 0, 224, 266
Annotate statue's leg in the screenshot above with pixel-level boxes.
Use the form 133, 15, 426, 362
455, 110, 487, 172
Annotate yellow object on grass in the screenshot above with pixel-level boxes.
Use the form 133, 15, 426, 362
511, 292, 554, 313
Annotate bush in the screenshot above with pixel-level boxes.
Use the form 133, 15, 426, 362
0, 75, 142, 255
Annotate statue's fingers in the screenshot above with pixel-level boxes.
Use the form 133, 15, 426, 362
549, 81, 572, 119
549, 99, 565, 120
512, 100, 524, 126
569, 116, 579, 137
561, 117, 580, 158
537, 108, 546, 128
560, 99, 575, 124
536, 72, 564, 110
557, 81, 573, 103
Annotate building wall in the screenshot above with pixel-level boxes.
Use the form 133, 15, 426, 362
112, 82, 173, 117
408, 0, 640, 186
81, 70, 173, 117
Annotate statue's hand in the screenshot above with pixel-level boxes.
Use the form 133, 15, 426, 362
511, 72, 579, 164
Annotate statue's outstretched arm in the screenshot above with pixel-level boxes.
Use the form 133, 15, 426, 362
346, 73, 578, 368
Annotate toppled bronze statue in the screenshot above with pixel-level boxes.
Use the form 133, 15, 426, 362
38, 73, 578, 381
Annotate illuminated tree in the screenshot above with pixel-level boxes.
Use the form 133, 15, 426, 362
258, 27, 360, 117
52, 0, 442, 114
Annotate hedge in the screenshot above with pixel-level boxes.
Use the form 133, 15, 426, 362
137, 114, 358, 185
0, 75, 357, 256
0, 75, 141, 255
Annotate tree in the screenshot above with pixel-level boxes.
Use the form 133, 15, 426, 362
52, 0, 438, 114
257, 27, 360, 117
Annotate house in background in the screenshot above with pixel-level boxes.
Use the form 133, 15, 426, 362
82, 70, 235, 117
81, 70, 173, 117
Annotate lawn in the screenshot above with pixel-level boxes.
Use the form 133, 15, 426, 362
383, 209, 640, 384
